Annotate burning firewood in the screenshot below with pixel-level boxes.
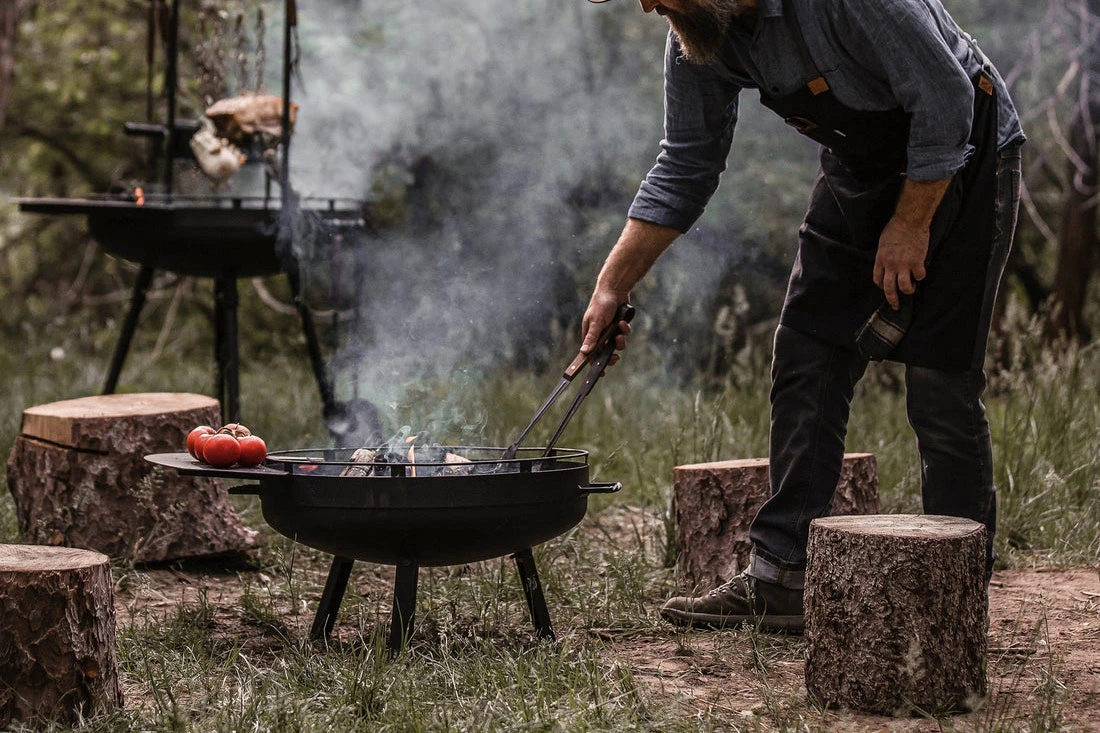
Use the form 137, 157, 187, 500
441, 452, 475, 476
339, 430, 478, 479
339, 448, 377, 478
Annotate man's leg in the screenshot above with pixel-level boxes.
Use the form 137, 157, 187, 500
903, 142, 1021, 581
904, 366, 997, 579
660, 324, 867, 631
748, 323, 869, 581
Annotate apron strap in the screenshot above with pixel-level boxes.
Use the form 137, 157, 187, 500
781, 0, 830, 95
955, 23, 995, 96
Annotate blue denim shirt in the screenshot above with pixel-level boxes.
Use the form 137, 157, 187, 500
629, 0, 1025, 232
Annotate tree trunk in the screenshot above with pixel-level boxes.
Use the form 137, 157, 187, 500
0, 544, 122, 728
804, 515, 987, 716
1050, 0, 1100, 341
672, 453, 878, 591
6, 393, 259, 562
0, 0, 24, 139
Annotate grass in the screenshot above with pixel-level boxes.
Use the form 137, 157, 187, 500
1, 308, 1098, 731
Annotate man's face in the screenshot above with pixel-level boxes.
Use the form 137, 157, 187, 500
640, 0, 740, 65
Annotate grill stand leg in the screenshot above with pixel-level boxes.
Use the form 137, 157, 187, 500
284, 266, 337, 418
214, 275, 240, 423
310, 556, 354, 641
513, 548, 556, 642
389, 559, 419, 654
102, 264, 156, 394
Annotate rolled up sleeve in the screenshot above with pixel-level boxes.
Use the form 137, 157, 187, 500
629, 33, 742, 232
842, 0, 975, 181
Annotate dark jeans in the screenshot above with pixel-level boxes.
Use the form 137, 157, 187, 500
746, 144, 1022, 590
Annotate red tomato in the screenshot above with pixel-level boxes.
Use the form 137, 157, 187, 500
187, 426, 216, 459
202, 433, 241, 468
196, 432, 216, 463
218, 423, 251, 438
237, 435, 267, 467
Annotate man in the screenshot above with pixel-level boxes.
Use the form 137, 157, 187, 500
579, 0, 1024, 631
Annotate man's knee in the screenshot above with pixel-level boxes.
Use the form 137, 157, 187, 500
905, 366, 986, 421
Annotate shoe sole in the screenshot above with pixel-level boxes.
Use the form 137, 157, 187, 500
660, 607, 804, 633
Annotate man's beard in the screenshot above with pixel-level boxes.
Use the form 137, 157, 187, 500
663, 0, 739, 65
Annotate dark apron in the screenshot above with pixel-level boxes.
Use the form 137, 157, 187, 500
761, 0, 999, 372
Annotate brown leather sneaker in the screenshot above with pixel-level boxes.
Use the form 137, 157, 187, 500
659, 572, 804, 632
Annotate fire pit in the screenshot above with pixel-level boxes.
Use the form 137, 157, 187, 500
146, 447, 621, 652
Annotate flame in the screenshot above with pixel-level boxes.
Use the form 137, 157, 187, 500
407, 445, 416, 478
134, 187, 145, 206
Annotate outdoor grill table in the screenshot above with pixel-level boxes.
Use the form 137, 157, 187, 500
147, 447, 621, 653
17, 194, 366, 425
15, 0, 364, 428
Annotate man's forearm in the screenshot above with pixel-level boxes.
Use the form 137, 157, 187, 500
579, 218, 680, 355
893, 177, 951, 229
594, 218, 681, 297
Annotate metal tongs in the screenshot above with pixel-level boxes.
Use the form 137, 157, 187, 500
503, 303, 636, 460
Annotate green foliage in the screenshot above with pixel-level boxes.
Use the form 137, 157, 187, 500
4, 0, 149, 193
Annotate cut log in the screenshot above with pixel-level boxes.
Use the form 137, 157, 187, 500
6, 393, 259, 562
0, 544, 122, 728
672, 453, 878, 590
804, 514, 987, 716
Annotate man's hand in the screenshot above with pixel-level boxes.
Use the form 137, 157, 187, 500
873, 217, 928, 310
874, 177, 952, 309
575, 218, 679, 368
580, 288, 632, 368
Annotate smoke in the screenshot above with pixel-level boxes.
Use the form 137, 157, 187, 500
258, 0, 676, 439
256, 1, 809, 441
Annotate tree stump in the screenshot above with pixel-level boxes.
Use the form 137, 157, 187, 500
6, 393, 259, 562
804, 515, 988, 716
672, 453, 878, 590
0, 544, 122, 728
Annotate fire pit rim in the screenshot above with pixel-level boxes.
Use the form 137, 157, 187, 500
145, 446, 592, 481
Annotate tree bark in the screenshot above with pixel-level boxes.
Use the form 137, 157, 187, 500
0, 544, 122, 728
0, 0, 23, 138
804, 515, 987, 716
1049, 0, 1100, 342
6, 393, 259, 562
672, 453, 878, 591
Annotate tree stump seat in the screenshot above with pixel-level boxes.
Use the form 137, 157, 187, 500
5, 393, 258, 562
0, 544, 122, 728
805, 514, 988, 716
672, 453, 879, 591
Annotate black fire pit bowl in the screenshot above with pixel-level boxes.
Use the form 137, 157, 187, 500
146, 447, 621, 651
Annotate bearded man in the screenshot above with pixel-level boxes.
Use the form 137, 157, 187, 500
579, 0, 1024, 631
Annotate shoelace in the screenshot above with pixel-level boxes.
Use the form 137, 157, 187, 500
709, 574, 753, 597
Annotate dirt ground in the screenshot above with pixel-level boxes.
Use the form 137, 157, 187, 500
113, 539, 1100, 731
601, 568, 1100, 730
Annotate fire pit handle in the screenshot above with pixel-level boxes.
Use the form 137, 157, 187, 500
579, 481, 622, 495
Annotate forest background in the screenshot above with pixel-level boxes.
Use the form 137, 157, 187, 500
0, 0, 1097, 399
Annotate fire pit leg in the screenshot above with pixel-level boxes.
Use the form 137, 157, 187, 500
310, 556, 354, 641
102, 264, 155, 395
389, 559, 419, 653
513, 548, 556, 642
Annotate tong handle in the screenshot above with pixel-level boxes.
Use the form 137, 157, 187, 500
564, 303, 635, 379
541, 306, 635, 458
